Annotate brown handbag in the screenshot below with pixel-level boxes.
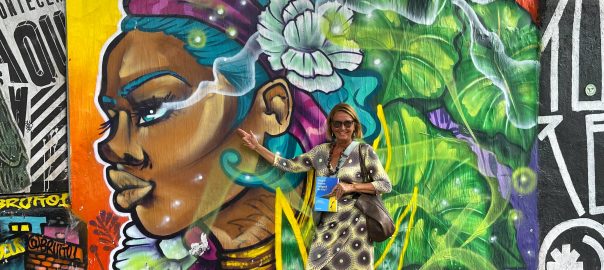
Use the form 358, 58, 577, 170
355, 144, 395, 242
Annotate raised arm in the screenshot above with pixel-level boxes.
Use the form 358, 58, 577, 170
237, 128, 320, 173
237, 128, 275, 163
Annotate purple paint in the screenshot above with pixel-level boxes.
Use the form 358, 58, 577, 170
125, 0, 262, 45
428, 108, 538, 269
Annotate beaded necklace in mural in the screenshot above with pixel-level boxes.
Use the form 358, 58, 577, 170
327, 142, 349, 176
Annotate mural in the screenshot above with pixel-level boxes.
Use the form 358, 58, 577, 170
0, 193, 86, 269
68, 0, 540, 269
539, 0, 604, 269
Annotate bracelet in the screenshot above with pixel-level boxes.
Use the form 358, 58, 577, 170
272, 153, 280, 166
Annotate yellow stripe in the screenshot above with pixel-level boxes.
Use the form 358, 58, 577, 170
374, 187, 419, 268
398, 186, 419, 269
373, 104, 392, 172
275, 188, 308, 269
373, 133, 383, 149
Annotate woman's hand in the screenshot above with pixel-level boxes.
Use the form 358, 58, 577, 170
328, 183, 355, 199
237, 128, 260, 150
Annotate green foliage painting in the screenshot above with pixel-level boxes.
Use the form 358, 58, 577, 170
340, 0, 539, 269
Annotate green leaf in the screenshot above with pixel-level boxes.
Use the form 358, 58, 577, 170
275, 188, 307, 269
444, 0, 539, 162
341, 0, 447, 25
372, 102, 523, 269
349, 3, 462, 103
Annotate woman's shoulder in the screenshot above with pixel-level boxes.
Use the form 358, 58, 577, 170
308, 142, 331, 152
356, 141, 372, 149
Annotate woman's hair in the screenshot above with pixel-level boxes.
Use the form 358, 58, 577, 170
120, 16, 267, 127
117, 15, 306, 191
325, 103, 363, 140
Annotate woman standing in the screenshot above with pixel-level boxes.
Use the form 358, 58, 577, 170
239, 103, 392, 269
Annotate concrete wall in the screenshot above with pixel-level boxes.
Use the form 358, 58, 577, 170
539, 0, 604, 269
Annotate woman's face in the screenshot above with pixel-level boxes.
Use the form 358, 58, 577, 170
331, 111, 356, 142
97, 30, 249, 236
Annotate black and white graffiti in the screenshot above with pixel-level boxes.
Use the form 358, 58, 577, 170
540, 0, 604, 269
0, 0, 66, 194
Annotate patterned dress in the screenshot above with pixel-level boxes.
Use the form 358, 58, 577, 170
274, 142, 392, 269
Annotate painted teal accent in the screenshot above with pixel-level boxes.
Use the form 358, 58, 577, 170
119, 70, 190, 97
311, 70, 382, 141
0, 216, 47, 234
220, 149, 302, 192
101, 96, 117, 105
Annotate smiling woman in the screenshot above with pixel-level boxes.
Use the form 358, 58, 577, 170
239, 103, 392, 270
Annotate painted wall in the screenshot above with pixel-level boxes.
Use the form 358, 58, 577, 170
66, 0, 540, 269
0, 0, 87, 269
539, 0, 604, 269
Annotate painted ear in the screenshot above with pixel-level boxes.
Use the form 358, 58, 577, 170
254, 79, 292, 136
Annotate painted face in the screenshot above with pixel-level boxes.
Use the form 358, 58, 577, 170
97, 30, 250, 236
331, 111, 355, 142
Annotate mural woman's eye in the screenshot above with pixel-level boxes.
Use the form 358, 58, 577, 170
138, 107, 169, 125
133, 94, 174, 126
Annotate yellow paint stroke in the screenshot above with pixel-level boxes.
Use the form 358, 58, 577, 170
374, 186, 419, 269
373, 104, 392, 172
373, 133, 383, 149
275, 188, 308, 269
398, 186, 419, 270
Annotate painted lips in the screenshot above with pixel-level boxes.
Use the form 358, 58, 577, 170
108, 169, 153, 209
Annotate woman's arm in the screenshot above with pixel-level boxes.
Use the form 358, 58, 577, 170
237, 129, 275, 163
329, 182, 376, 199
329, 144, 391, 198
238, 129, 277, 163
237, 128, 319, 173
364, 144, 392, 194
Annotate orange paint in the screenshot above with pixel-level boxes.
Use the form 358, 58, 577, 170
67, 1, 127, 268
516, 0, 539, 23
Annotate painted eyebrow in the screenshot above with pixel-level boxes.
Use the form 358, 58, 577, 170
118, 70, 191, 97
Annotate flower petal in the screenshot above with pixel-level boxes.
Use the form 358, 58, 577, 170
265, 0, 289, 25
322, 41, 363, 71
283, 0, 314, 23
281, 48, 334, 77
281, 49, 313, 77
283, 10, 324, 49
311, 50, 334, 76
257, 23, 288, 70
287, 71, 342, 92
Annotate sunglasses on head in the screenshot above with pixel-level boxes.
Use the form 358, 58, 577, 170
331, 120, 355, 128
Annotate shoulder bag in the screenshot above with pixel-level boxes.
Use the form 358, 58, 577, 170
355, 143, 395, 242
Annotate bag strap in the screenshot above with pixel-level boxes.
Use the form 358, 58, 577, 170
358, 143, 373, 183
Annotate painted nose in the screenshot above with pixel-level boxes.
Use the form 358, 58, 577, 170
98, 110, 145, 166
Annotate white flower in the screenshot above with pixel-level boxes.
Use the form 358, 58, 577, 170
257, 0, 363, 92
188, 233, 210, 257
